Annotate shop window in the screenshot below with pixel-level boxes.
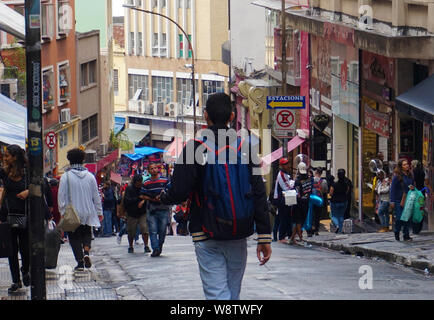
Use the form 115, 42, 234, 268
58, 61, 70, 105
42, 67, 55, 112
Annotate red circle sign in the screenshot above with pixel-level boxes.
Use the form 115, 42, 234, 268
276, 110, 294, 128
45, 131, 57, 149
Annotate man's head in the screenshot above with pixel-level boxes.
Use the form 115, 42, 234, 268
315, 167, 323, 177
204, 93, 234, 127
279, 158, 291, 172
298, 162, 307, 175
132, 174, 143, 189
67, 148, 85, 165
148, 163, 160, 177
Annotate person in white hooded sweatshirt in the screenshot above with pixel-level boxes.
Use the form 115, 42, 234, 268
58, 148, 103, 271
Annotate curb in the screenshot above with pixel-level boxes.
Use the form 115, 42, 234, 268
304, 238, 434, 274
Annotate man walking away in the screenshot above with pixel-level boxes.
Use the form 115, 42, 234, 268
159, 93, 272, 300
58, 148, 103, 271
123, 174, 151, 254
102, 182, 116, 237
141, 163, 171, 257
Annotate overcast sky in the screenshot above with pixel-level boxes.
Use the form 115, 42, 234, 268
113, 0, 124, 17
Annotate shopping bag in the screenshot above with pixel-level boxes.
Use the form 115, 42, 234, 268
283, 190, 297, 206
45, 222, 61, 269
58, 205, 81, 232
400, 189, 417, 222
0, 223, 12, 258
412, 190, 425, 224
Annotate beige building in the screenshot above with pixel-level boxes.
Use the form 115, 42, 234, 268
116, 0, 229, 147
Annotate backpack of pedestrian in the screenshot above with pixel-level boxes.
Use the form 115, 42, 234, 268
159, 93, 271, 300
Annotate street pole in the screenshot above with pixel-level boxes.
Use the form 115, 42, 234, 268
25, 0, 46, 300
123, 4, 196, 137
281, 0, 288, 158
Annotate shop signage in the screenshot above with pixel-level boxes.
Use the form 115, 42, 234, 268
364, 106, 390, 138
323, 23, 355, 47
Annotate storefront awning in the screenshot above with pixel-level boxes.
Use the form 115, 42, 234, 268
0, 93, 26, 148
262, 135, 305, 166
123, 146, 167, 161
0, 2, 25, 40
123, 128, 150, 144
396, 75, 434, 125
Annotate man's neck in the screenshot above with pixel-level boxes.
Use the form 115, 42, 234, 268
151, 174, 160, 180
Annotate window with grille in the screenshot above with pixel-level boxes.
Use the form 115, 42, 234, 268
114, 69, 119, 95
59, 128, 68, 149
152, 76, 173, 104
82, 114, 98, 144
177, 78, 198, 107
128, 74, 149, 101
202, 80, 224, 106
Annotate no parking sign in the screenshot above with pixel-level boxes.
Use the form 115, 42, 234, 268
273, 109, 296, 138
45, 131, 57, 149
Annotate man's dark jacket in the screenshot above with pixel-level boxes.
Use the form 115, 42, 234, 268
160, 126, 272, 244
123, 184, 146, 218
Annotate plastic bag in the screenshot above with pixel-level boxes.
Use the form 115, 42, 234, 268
400, 189, 424, 222
412, 190, 425, 224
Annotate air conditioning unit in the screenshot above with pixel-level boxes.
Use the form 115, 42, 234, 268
60, 108, 71, 123
98, 143, 108, 156
166, 102, 179, 117
144, 102, 153, 115
184, 105, 193, 116
137, 100, 145, 114
84, 149, 97, 163
154, 102, 165, 116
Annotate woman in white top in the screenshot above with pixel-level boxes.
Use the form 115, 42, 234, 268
375, 170, 391, 233
58, 148, 103, 271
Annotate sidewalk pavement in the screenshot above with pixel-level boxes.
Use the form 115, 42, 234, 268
303, 227, 434, 274
0, 240, 119, 300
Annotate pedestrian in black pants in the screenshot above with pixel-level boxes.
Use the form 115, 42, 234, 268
0, 145, 30, 294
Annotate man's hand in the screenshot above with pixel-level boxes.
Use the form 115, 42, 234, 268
98, 215, 103, 222
257, 243, 272, 266
138, 200, 145, 208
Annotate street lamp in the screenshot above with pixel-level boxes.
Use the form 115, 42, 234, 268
123, 4, 197, 136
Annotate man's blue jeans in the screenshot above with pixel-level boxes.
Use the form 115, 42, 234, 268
147, 210, 169, 251
378, 201, 390, 228
331, 201, 347, 232
194, 239, 248, 300
102, 210, 113, 236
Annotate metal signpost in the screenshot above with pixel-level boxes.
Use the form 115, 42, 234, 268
25, 0, 46, 300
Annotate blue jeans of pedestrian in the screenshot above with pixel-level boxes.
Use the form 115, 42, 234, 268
392, 201, 409, 237
378, 201, 390, 228
194, 239, 247, 300
331, 201, 347, 232
102, 210, 113, 236
147, 209, 169, 251
277, 205, 293, 240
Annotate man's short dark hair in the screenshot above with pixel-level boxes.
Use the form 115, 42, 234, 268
205, 93, 232, 125
67, 148, 85, 165
132, 174, 143, 184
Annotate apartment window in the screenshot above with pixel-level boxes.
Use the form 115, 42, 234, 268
177, 0, 191, 8
152, 33, 159, 56
80, 60, 97, 89
114, 69, 119, 95
43, 68, 55, 111
177, 78, 198, 107
136, 0, 142, 6
178, 34, 192, 58
59, 128, 68, 149
57, 0, 71, 36
81, 114, 98, 144
137, 32, 143, 55
129, 32, 135, 55
160, 0, 166, 8
58, 61, 70, 104
152, 0, 157, 9
152, 76, 173, 104
202, 80, 224, 106
128, 74, 149, 101
41, 1, 54, 40
160, 33, 167, 57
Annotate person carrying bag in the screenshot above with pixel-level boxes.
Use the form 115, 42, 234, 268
58, 172, 81, 233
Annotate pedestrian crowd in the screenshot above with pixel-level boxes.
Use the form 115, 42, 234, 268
270, 155, 431, 243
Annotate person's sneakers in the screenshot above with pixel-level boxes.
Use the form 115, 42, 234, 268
83, 255, 92, 268
8, 282, 22, 294
74, 262, 85, 272
128, 247, 134, 253
144, 245, 151, 253
403, 236, 413, 242
151, 249, 161, 257
116, 235, 122, 245
394, 232, 400, 241
22, 272, 30, 287
335, 227, 340, 234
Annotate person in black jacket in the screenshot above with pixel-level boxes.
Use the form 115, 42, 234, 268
123, 174, 151, 254
159, 93, 271, 300
0, 145, 30, 294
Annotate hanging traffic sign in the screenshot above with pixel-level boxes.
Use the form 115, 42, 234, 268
273, 109, 296, 138
45, 131, 57, 149
267, 96, 306, 109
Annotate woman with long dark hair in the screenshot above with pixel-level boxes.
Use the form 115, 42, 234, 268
390, 159, 415, 241
0, 144, 30, 293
